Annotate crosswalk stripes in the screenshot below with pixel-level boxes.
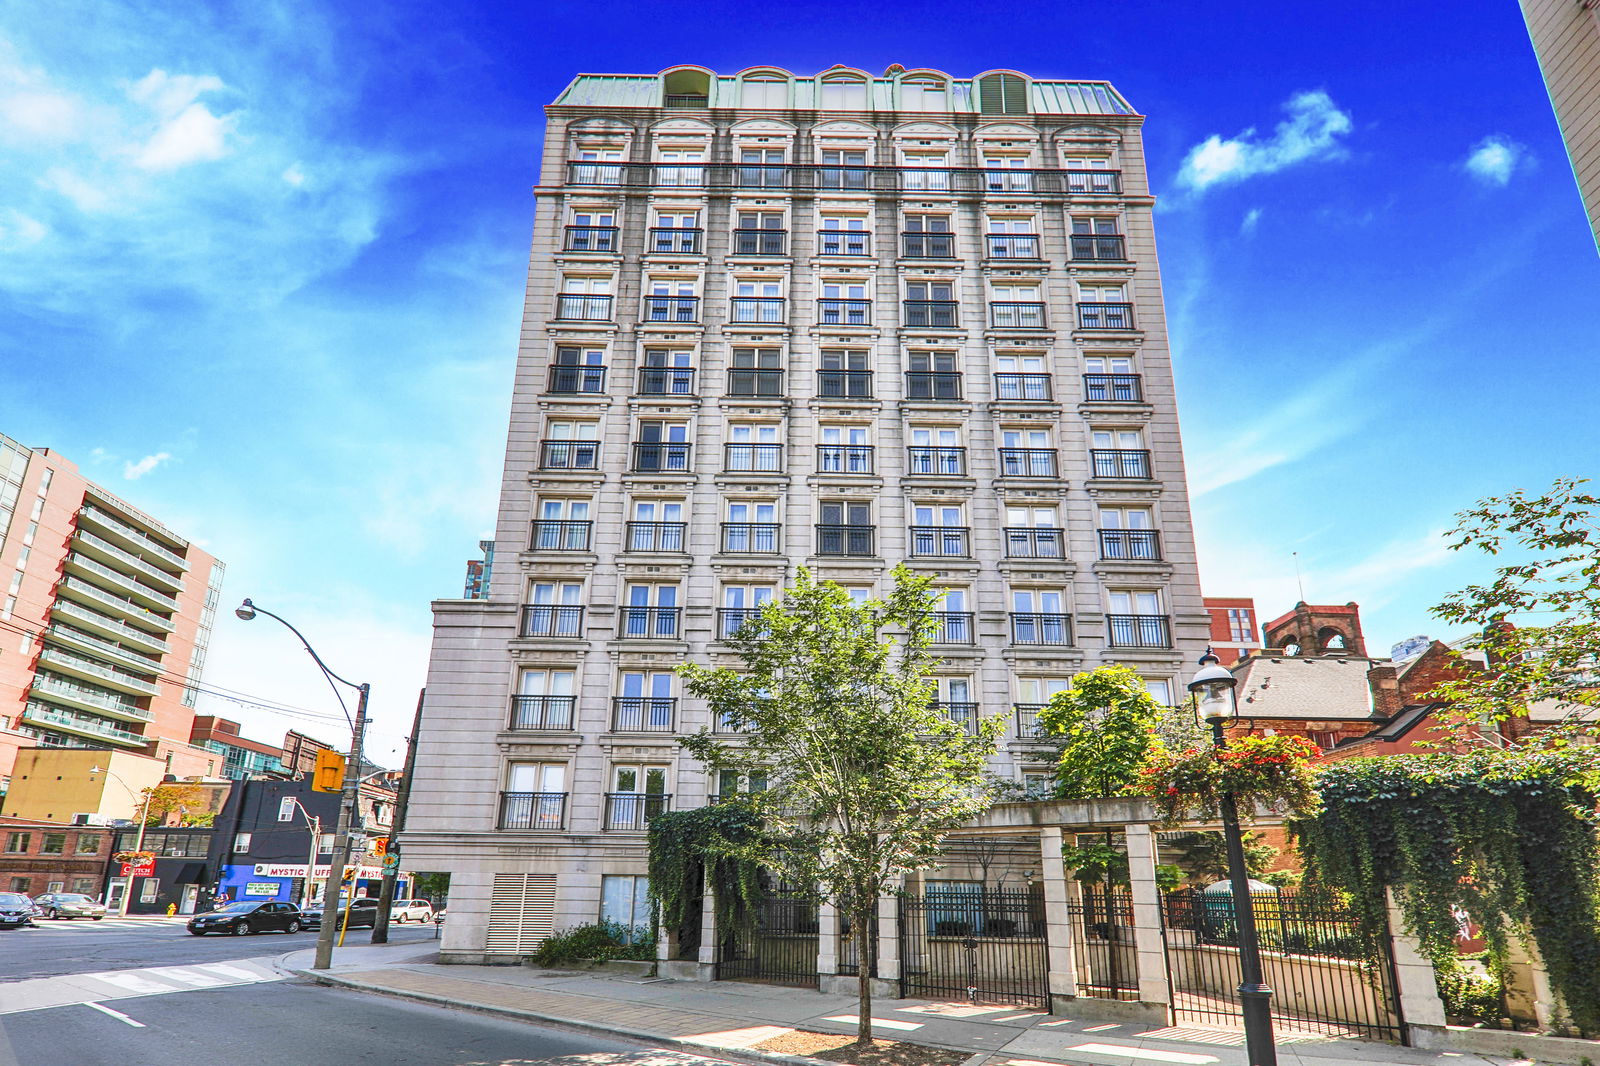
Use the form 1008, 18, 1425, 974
0, 955, 285, 1015
22, 917, 189, 932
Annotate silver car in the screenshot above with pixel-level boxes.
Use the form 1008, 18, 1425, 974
391, 899, 434, 923
33, 893, 107, 920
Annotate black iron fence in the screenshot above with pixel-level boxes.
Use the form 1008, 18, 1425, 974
1069, 888, 1139, 1000
718, 890, 819, 988
900, 887, 1048, 1007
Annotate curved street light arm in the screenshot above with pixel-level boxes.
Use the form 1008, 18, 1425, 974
239, 601, 364, 692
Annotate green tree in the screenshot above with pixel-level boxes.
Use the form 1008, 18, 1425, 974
1036, 664, 1168, 798
1162, 830, 1279, 886
141, 783, 205, 826
679, 566, 1003, 1046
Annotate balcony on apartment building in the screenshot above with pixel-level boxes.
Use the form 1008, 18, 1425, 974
539, 440, 600, 470
498, 791, 567, 831
529, 520, 593, 552
29, 675, 150, 721
519, 605, 586, 639
508, 694, 577, 731
985, 234, 1041, 260
47, 623, 162, 673
648, 227, 703, 254
1098, 530, 1162, 561
720, 523, 780, 554
901, 232, 955, 259
71, 528, 184, 592
993, 373, 1054, 402
1090, 449, 1153, 480
1083, 374, 1143, 403
50, 600, 169, 654
62, 554, 179, 612
617, 606, 681, 640
906, 447, 966, 476
36, 647, 159, 697
904, 371, 962, 401
1076, 303, 1135, 330
723, 443, 784, 474
637, 367, 697, 396
1013, 704, 1047, 739
817, 299, 872, 326
610, 696, 676, 732
564, 161, 1123, 198
997, 448, 1060, 479
730, 297, 787, 325
1070, 234, 1127, 261
717, 608, 766, 641
77, 505, 188, 572
643, 296, 701, 324
990, 303, 1047, 330
562, 226, 619, 253
603, 792, 670, 831
726, 368, 784, 398
815, 524, 875, 556
546, 364, 607, 395
554, 294, 614, 321
818, 229, 870, 256
902, 301, 959, 328
21, 702, 147, 746
624, 521, 687, 553
732, 229, 787, 256
1002, 528, 1066, 559
1107, 614, 1173, 649
935, 701, 981, 735
909, 526, 970, 558
57, 577, 174, 632
816, 369, 873, 400
1009, 613, 1074, 646
631, 442, 693, 473
816, 444, 875, 475
932, 611, 975, 645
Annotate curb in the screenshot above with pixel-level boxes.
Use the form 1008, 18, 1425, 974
286, 966, 987, 1066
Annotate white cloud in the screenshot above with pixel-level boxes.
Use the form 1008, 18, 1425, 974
122, 451, 171, 479
0, 209, 47, 247
135, 100, 236, 170
125, 69, 225, 119
0, 89, 79, 138
41, 165, 112, 211
1463, 135, 1526, 186
1177, 90, 1353, 192
282, 163, 305, 186
1240, 207, 1263, 235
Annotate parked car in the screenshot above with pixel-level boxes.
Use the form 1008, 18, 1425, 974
0, 893, 35, 929
300, 897, 380, 931
187, 901, 304, 936
33, 893, 107, 920
391, 899, 434, 924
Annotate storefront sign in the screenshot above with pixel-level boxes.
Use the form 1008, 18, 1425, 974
121, 860, 155, 877
244, 882, 281, 897
252, 863, 384, 879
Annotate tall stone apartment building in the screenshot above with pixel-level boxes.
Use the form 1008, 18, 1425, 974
406, 65, 1209, 962
1520, 0, 1600, 250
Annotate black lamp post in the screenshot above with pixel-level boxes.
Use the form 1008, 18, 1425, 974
1188, 650, 1278, 1066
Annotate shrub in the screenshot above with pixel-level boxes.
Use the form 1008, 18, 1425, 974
1433, 953, 1505, 1027
531, 921, 655, 966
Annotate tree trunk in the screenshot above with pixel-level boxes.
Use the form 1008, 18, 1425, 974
855, 903, 873, 1046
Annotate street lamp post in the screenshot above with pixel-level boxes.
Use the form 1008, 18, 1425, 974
235, 598, 370, 971
91, 766, 154, 916
1188, 650, 1278, 1066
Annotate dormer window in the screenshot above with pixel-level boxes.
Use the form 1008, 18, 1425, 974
662, 68, 710, 108
977, 72, 1028, 115
742, 74, 787, 108
901, 76, 948, 111
819, 74, 868, 110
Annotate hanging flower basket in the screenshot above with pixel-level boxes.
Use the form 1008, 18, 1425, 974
112, 850, 156, 865
1141, 734, 1320, 824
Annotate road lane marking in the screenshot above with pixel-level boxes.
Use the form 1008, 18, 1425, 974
144, 966, 231, 988
85, 1001, 146, 1027
81, 972, 177, 995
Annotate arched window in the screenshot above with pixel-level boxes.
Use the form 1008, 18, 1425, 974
901, 76, 948, 111
819, 74, 868, 110
742, 74, 787, 109
662, 68, 709, 108
1319, 628, 1347, 651
977, 73, 1028, 115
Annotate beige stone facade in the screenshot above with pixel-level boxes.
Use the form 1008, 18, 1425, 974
1521, 0, 1600, 249
403, 65, 1210, 962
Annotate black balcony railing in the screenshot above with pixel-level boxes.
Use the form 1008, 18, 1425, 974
998, 448, 1060, 478
637, 367, 696, 395
993, 373, 1053, 401
717, 607, 766, 640
733, 228, 787, 256
817, 298, 871, 325
712, 709, 748, 735
604, 792, 670, 831
539, 440, 599, 470
1077, 302, 1135, 330
631, 442, 693, 473
990, 302, 1048, 329
565, 161, 1123, 196
611, 696, 676, 731
909, 526, 970, 557
530, 520, 592, 552
817, 166, 870, 190
721, 522, 780, 553
546, 365, 607, 394
1003, 527, 1066, 558
901, 232, 955, 258
519, 605, 585, 639
1071, 234, 1126, 261
1108, 613, 1172, 649
1099, 529, 1162, 560
509, 694, 577, 730
1013, 704, 1047, 739
816, 524, 875, 556
816, 444, 875, 474
1083, 373, 1143, 402
904, 371, 962, 400
723, 443, 784, 473
555, 294, 613, 320
730, 297, 787, 324
498, 791, 567, 830
563, 226, 619, 252
648, 227, 702, 254
1065, 170, 1123, 194
902, 301, 959, 328
936, 701, 981, 734
932, 611, 975, 644
817, 230, 871, 256
643, 295, 700, 323
726, 368, 784, 397
664, 94, 707, 107
906, 446, 966, 476
1010, 613, 1074, 646
817, 369, 873, 399
1090, 449, 1152, 479
986, 234, 1040, 259
617, 606, 681, 639
624, 521, 687, 552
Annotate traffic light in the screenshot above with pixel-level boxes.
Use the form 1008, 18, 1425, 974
311, 749, 346, 793
372, 837, 388, 857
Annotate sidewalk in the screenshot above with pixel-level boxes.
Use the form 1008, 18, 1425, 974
279, 946, 1529, 1066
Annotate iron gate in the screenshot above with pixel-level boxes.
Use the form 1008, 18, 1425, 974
716, 889, 819, 988
899, 887, 1048, 1007
1067, 888, 1138, 1001
1163, 889, 1403, 1041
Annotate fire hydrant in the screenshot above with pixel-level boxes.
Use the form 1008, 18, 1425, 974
166, 903, 177, 917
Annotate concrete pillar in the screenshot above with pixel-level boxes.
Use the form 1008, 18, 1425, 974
817, 899, 839, 976
1039, 826, 1079, 1007
876, 883, 901, 982
1503, 927, 1561, 1031
1384, 889, 1447, 1041
1124, 823, 1171, 1011
695, 879, 718, 981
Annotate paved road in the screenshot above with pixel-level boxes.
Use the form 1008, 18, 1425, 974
0, 980, 739, 1066
0, 916, 439, 980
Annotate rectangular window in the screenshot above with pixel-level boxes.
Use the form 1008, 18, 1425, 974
233, 832, 252, 853
76, 834, 101, 854
4, 832, 29, 853
1228, 609, 1255, 643
9, 877, 28, 893
600, 875, 652, 940
71, 877, 95, 894
41, 833, 65, 854
141, 879, 158, 903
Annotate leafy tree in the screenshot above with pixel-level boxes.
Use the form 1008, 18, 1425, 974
1036, 664, 1168, 798
679, 566, 1002, 1046
1162, 830, 1279, 886
140, 784, 206, 826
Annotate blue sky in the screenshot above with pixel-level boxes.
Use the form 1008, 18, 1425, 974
2, 0, 1596, 759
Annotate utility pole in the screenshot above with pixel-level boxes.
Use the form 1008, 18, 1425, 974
120, 783, 155, 917
312, 683, 368, 970
371, 689, 424, 944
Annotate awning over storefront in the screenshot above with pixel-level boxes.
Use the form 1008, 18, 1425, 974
173, 862, 206, 884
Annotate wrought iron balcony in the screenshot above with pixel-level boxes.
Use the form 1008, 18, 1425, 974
554, 294, 613, 321
519, 605, 585, 639
508, 694, 577, 730
817, 166, 870, 190
664, 94, 708, 107
1107, 614, 1172, 649
733, 228, 787, 256
902, 301, 959, 328
986, 234, 1040, 259
562, 226, 618, 252
1065, 170, 1122, 194
1083, 374, 1143, 402
909, 526, 970, 557
1090, 449, 1152, 480
617, 606, 681, 639
907, 446, 966, 476
1013, 704, 1047, 739
1071, 234, 1126, 261
935, 701, 981, 734
720, 523, 780, 553
997, 448, 1060, 478
817, 299, 871, 326
932, 611, 975, 644
726, 368, 784, 397
563, 161, 1123, 197
624, 521, 687, 552
730, 297, 787, 324
816, 369, 873, 399
545, 365, 606, 394
1098, 529, 1161, 561
648, 227, 702, 254
717, 607, 766, 640
1010, 613, 1074, 646
1003, 528, 1066, 559
712, 709, 749, 735
815, 524, 875, 556
816, 444, 875, 474
1077, 302, 1135, 330
539, 440, 599, 470
904, 371, 962, 401
643, 295, 700, 323
817, 230, 870, 256
611, 696, 677, 732
631, 442, 693, 473
993, 373, 1053, 402
604, 792, 670, 831
901, 232, 955, 258
498, 792, 567, 830
990, 302, 1047, 329
529, 520, 592, 552
723, 443, 784, 473
637, 367, 696, 396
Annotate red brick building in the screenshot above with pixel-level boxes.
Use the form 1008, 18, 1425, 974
0, 816, 113, 898
1203, 596, 1260, 663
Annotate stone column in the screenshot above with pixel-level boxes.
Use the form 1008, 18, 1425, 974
1384, 889, 1448, 1045
1503, 927, 1561, 1032
876, 879, 902, 996
695, 879, 718, 981
817, 899, 841, 991
1124, 823, 1172, 1012
1039, 826, 1079, 1009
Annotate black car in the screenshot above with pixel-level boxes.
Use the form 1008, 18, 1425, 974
299, 897, 380, 931
187, 901, 304, 936
0, 893, 35, 930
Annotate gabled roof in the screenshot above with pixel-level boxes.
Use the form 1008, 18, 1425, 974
1231, 654, 1380, 721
